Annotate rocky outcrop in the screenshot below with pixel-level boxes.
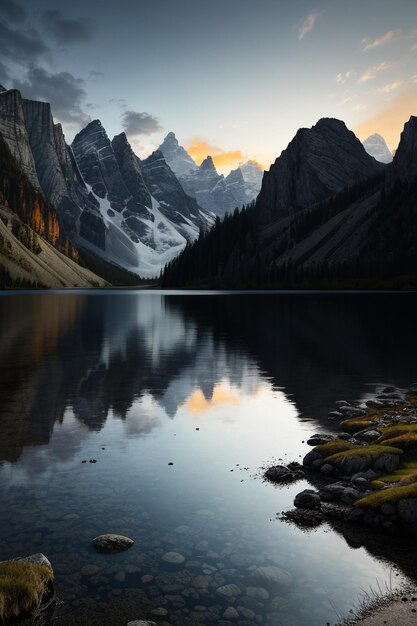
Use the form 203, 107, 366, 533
159, 131, 197, 177
72, 120, 131, 212
21, 99, 101, 240
393, 115, 417, 183
112, 132, 151, 217
140, 149, 212, 235
363, 133, 393, 164
257, 118, 384, 219
0, 89, 41, 190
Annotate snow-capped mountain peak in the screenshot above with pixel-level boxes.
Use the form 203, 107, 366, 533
362, 133, 393, 164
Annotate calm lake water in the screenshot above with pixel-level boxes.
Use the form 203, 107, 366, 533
0, 291, 416, 626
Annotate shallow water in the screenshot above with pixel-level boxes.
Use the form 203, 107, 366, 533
0, 291, 416, 625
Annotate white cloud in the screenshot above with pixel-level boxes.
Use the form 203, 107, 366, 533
376, 81, 404, 94
358, 61, 394, 83
412, 75, 417, 83
411, 43, 417, 52
362, 29, 401, 52
336, 70, 355, 84
353, 103, 367, 111
339, 95, 356, 105
298, 12, 319, 40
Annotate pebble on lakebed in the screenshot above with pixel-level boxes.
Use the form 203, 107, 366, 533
92, 534, 134, 553
274, 386, 417, 535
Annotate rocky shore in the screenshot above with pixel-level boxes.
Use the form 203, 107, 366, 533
266, 384, 417, 535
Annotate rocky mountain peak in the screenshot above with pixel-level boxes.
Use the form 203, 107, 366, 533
162, 131, 178, 145
363, 133, 393, 164
200, 155, 217, 173
393, 115, 417, 182
257, 117, 384, 219
159, 131, 197, 177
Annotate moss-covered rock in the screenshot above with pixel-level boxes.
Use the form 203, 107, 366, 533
0, 554, 54, 623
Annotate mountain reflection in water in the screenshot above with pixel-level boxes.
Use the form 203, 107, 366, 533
0, 292, 416, 626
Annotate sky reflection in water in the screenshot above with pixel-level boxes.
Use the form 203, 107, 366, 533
0, 292, 416, 625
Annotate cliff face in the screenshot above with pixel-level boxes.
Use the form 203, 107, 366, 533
393, 115, 417, 183
0, 90, 41, 190
257, 118, 384, 219
0, 133, 77, 257
111, 132, 151, 217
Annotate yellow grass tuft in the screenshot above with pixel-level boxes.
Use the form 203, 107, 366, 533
314, 440, 356, 457
356, 481, 417, 509
0, 562, 52, 620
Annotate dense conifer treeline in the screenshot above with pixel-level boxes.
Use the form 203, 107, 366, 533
162, 168, 417, 289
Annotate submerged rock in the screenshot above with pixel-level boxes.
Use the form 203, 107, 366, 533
161, 551, 185, 565
92, 534, 134, 553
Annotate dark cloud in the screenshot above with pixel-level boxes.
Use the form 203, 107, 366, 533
15, 67, 90, 128
42, 9, 95, 44
0, 0, 27, 23
121, 110, 162, 136
89, 69, 104, 82
0, 60, 10, 84
0, 18, 49, 63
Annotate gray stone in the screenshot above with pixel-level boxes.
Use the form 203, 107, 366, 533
223, 606, 239, 619
320, 463, 334, 475
250, 566, 292, 586
341, 487, 360, 505
347, 508, 365, 522
192, 575, 209, 589
127, 621, 157, 626
216, 584, 242, 600
353, 429, 381, 442
351, 477, 369, 490
10, 553, 53, 571
328, 411, 343, 418
264, 464, 303, 484
373, 453, 401, 473
245, 586, 269, 601
162, 551, 185, 565
302, 450, 322, 466
398, 498, 417, 524
307, 434, 335, 446
294, 489, 321, 509
92, 534, 134, 553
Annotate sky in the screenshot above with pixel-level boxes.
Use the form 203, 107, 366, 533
0, 0, 416, 173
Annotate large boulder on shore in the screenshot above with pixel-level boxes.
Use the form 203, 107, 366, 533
324, 452, 401, 476
294, 489, 321, 509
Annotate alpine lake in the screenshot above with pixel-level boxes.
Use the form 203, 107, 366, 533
0, 290, 416, 626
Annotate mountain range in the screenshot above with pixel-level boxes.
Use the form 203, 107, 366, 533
0, 82, 414, 289
163, 116, 417, 288
159, 132, 263, 217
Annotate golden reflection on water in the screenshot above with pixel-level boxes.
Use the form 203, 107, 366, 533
0, 295, 85, 461
184, 382, 241, 415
